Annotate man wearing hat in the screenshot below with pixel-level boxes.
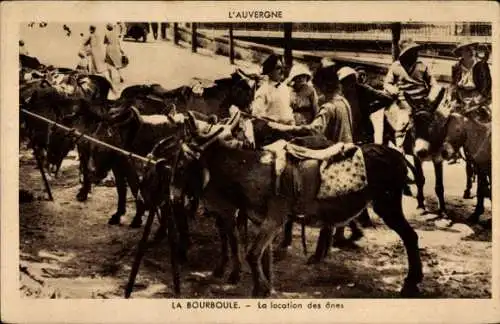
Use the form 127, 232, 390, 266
450, 40, 491, 116
250, 54, 295, 125
338, 66, 393, 144
383, 38, 441, 151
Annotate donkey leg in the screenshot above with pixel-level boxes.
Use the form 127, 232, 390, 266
469, 168, 486, 223
307, 225, 332, 264
227, 219, 243, 284
76, 145, 91, 202
373, 191, 423, 297
280, 219, 294, 249
124, 162, 147, 228
463, 157, 474, 199
433, 161, 447, 216
212, 213, 229, 278
108, 166, 127, 225
414, 157, 426, 212
246, 211, 283, 297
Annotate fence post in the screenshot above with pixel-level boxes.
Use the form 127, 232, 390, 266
391, 22, 401, 61
229, 24, 235, 65
191, 23, 197, 53
173, 23, 179, 45
283, 23, 293, 75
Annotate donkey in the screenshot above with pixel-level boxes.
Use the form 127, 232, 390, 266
436, 109, 491, 223
86, 68, 257, 227
162, 110, 423, 297
394, 89, 448, 217
46, 68, 257, 204
20, 73, 112, 180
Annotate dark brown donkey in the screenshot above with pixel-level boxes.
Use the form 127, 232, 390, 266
437, 109, 491, 224
82, 69, 257, 227
157, 111, 423, 298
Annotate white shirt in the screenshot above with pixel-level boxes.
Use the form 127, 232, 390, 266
250, 76, 295, 125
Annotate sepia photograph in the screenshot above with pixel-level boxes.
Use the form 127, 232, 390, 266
2, 1, 499, 323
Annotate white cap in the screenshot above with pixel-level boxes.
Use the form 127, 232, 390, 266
287, 64, 312, 83
337, 66, 358, 81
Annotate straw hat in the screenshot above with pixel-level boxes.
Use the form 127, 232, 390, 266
452, 39, 479, 57
399, 39, 422, 58
337, 66, 358, 81
287, 64, 312, 82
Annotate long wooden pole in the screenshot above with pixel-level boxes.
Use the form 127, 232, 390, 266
20, 109, 169, 167
229, 24, 235, 65
391, 22, 402, 61
191, 23, 197, 53
283, 23, 293, 74
125, 208, 157, 298
173, 23, 179, 45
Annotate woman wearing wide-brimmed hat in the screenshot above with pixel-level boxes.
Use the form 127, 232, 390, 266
383, 38, 441, 151
286, 63, 319, 125
450, 40, 491, 114
250, 54, 295, 125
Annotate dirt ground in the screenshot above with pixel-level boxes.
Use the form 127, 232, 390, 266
19, 23, 492, 299
19, 143, 492, 299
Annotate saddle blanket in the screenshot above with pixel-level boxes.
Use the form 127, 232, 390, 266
263, 140, 368, 199
316, 147, 368, 199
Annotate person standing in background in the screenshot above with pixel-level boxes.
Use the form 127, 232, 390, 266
83, 25, 107, 75
151, 22, 159, 40
19, 40, 29, 55
104, 23, 125, 84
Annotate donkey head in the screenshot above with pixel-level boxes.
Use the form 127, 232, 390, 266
410, 86, 448, 161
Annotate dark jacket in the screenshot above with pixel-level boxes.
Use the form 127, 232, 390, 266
451, 59, 491, 104
344, 83, 393, 143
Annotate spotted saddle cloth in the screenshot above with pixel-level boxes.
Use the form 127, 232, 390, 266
264, 140, 368, 200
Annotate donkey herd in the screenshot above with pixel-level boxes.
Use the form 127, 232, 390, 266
19, 53, 491, 298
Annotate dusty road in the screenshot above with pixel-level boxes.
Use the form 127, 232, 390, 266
20, 23, 492, 299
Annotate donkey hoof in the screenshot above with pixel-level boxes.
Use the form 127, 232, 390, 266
76, 191, 89, 202
227, 271, 241, 284
108, 215, 121, 225
129, 218, 142, 228
400, 283, 420, 298
463, 191, 473, 199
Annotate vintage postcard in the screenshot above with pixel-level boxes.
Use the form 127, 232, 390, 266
1, 1, 499, 323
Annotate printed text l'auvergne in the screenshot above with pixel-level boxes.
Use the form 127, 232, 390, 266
229, 10, 283, 19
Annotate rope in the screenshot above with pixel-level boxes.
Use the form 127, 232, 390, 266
21, 108, 170, 169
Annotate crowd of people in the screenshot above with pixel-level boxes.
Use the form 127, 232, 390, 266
252, 38, 491, 155
76, 24, 126, 96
